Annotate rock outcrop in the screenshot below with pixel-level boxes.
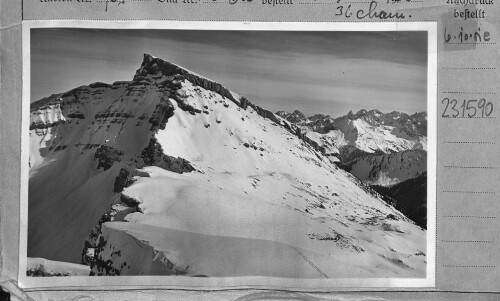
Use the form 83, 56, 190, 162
135, 53, 237, 104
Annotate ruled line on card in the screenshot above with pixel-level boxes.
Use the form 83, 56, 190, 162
444, 42, 497, 45
442, 190, 495, 194
442, 116, 496, 119
444, 141, 496, 144
443, 166, 496, 169
442, 91, 496, 94
442, 67, 496, 70
442, 215, 496, 219
442, 265, 496, 268
441, 240, 495, 243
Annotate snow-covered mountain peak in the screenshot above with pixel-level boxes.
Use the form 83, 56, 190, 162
354, 109, 368, 117
28, 54, 427, 278
344, 109, 381, 120
275, 109, 309, 124
308, 113, 329, 122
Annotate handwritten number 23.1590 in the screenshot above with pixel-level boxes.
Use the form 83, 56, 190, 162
442, 98, 493, 118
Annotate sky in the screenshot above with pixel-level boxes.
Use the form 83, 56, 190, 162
31, 29, 427, 117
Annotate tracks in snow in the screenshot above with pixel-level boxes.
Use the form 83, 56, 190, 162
291, 247, 328, 279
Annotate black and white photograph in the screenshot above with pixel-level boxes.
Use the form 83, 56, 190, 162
22, 23, 436, 287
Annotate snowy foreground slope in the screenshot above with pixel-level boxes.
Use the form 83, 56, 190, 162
27, 258, 90, 277
29, 54, 426, 278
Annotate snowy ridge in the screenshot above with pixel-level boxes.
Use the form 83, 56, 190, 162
28, 54, 427, 278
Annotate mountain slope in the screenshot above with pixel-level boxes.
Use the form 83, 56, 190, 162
371, 173, 427, 229
29, 54, 426, 278
274, 109, 427, 227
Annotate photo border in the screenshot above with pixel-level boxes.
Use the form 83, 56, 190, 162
19, 20, 437, 290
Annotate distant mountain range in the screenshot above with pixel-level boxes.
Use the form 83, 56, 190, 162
276, 109, 426, 163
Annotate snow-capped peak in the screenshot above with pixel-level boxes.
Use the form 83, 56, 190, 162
28, 54, 427, 279
275, 109, 309, 124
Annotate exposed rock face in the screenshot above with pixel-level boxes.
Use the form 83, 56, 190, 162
308, 113, 328, 123
29, 120, 63, 131
81, 194, 144, 271
240, 97, 282, 126
288, 110, 309, 123
94, 146, 124, 171
66, 112, 85, 119
148, 96, 175, 131
113, 165, 150, 193
307, 231, 364, 253
141, 137, 195, 173
135, 53, 237, 104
